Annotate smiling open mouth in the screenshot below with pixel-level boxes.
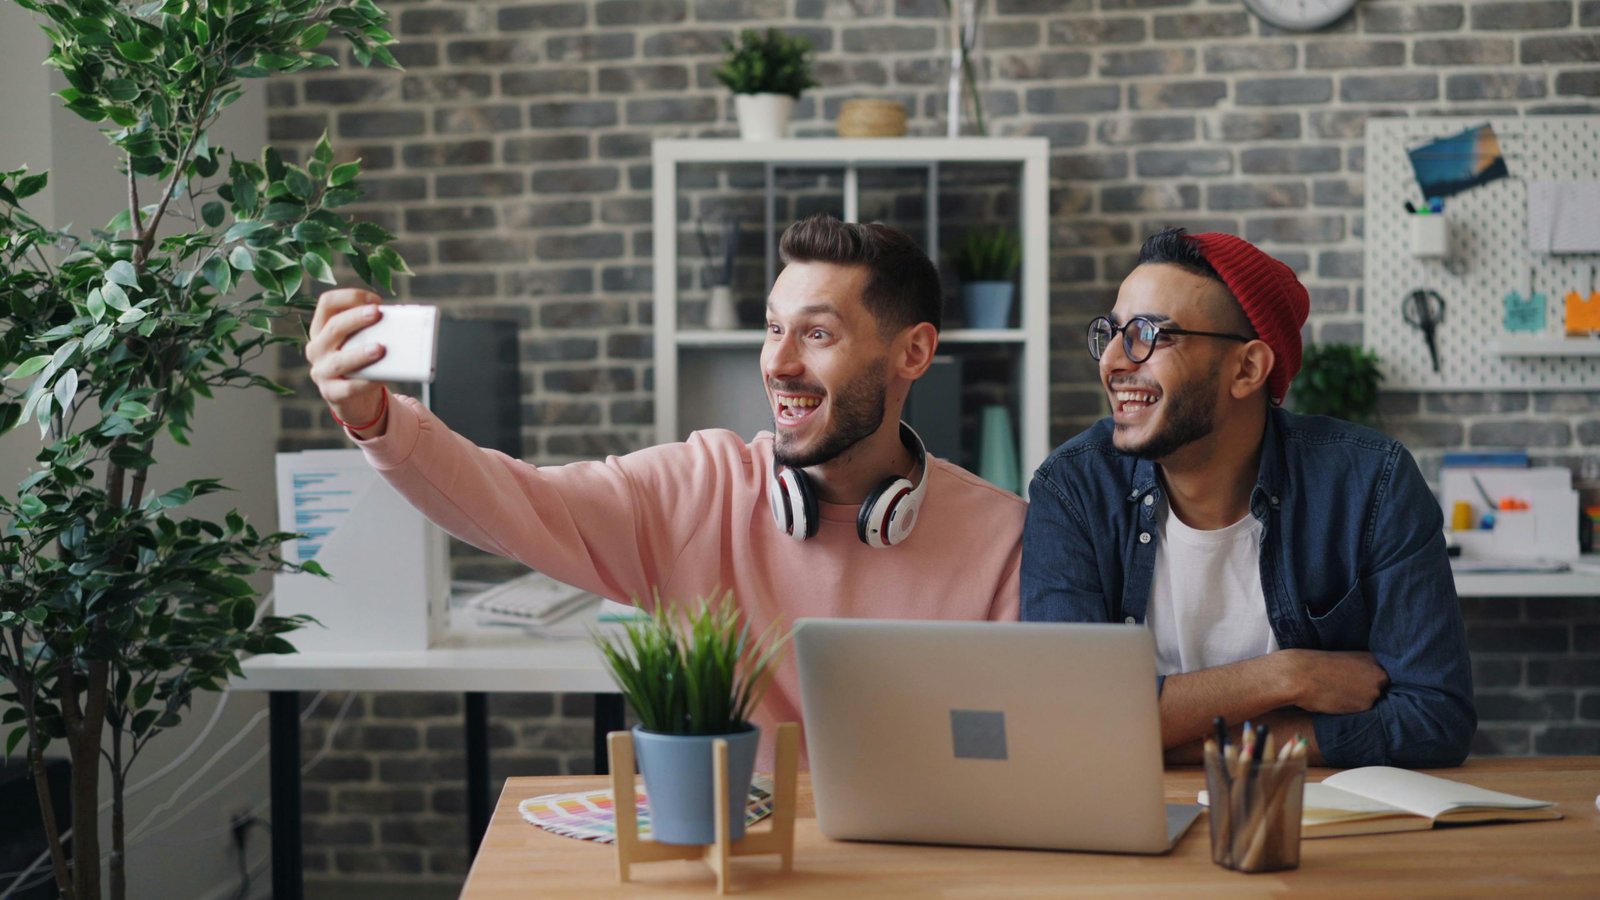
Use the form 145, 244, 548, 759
776, 393, 822, 425
1114, 389, 1161, 414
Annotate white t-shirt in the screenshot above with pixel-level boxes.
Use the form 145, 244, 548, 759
1147, 504, 1278, 676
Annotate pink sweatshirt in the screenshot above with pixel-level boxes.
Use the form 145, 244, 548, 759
358, 396, 1026, 766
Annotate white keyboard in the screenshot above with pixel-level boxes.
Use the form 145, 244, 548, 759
459, 571, 595, 627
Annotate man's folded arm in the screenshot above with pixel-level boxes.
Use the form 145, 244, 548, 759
1312, 447, 1476, 769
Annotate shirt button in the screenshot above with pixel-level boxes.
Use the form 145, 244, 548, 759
1139, 532, 1151, 544
1143, 495, 1154, 507
1124, 616, 1136, 624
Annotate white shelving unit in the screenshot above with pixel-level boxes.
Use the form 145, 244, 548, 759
651, 137, 1051, 480
1487, 337, 1600, 357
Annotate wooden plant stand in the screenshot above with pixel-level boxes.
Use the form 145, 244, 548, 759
607, 722, 800, 894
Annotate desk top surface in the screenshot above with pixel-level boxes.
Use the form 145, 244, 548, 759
464, 756, 1600, 898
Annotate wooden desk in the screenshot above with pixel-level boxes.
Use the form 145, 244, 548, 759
464, 757, 1600, 897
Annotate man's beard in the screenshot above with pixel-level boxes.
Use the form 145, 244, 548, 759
772, 364, 888, 469
1113, 374, 1217, 461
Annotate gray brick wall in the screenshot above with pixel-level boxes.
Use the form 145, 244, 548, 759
267, 0, 1600, 887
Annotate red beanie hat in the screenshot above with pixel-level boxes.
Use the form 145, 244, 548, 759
1186, 232, 1309, 405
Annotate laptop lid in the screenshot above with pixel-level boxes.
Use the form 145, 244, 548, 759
795, 619, 1199, 854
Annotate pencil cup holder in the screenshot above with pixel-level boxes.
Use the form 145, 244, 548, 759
1410, 215, 1448, 258
1204, 754, 1306, 873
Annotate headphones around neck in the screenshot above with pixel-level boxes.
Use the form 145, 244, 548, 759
768, 422, 930, 549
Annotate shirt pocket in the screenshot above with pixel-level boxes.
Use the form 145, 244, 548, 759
1305, 580, 1369, 651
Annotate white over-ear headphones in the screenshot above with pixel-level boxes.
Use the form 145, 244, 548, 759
768, 422, 930, 549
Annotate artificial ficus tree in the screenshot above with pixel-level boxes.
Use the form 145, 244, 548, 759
0, 0, 406, 897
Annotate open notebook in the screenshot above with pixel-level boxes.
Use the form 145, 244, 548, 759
1302, 766, 1561, 838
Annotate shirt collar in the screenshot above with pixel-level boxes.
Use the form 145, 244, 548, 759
1122, 407, 1286, 515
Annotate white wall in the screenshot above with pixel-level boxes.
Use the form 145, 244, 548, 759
2, 5, 283, 897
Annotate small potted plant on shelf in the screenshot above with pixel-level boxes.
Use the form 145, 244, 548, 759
1290, 343, 1385, 427
595, 592, 788, 846
714, 28, 819, 141
952, 227, 1021, 329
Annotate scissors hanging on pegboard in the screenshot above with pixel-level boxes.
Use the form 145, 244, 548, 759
1403, 288, 1447, 373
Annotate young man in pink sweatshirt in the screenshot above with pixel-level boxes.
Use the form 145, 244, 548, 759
305, 214, 1026, 761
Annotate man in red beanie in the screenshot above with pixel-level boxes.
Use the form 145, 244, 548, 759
1021, 228, 1475, 769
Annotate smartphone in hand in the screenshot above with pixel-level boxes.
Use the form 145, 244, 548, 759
350, 305, 440, 383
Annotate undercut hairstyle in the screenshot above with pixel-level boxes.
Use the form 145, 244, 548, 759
1136, 226, 1257, 339
778, 213, 943, 335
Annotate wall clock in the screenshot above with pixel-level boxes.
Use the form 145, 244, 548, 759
1243, 0, 1360, 31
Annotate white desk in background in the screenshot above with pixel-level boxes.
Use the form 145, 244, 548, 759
234, 601, 620, 900
1452, 554, 1600, 598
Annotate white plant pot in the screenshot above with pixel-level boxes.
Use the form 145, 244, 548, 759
734, 93, 795, 141
706, 285, 738, 330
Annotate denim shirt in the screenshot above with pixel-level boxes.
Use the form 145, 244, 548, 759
1021, 408, 1475, 768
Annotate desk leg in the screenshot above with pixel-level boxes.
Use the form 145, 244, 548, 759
465, 691, 490, 858
594, 693, 625, 775
269, 691, 304, 900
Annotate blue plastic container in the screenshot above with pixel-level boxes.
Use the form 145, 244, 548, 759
632, 725, 760, 845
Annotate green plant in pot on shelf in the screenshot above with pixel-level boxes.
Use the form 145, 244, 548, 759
595, 592, 788, 846
0, 0, 404, 897
952, 227, 1021, 330
1290, 343, 1385, 428
714, 28, 819, 142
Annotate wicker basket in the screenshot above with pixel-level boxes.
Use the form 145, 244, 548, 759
836, 99, 907, 138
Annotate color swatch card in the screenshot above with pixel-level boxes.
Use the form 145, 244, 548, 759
520, 775, 775, 843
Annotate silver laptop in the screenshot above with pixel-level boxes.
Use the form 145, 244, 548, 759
795, 619, 1202, 854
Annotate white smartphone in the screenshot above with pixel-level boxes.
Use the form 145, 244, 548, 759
349, 304, 440, 383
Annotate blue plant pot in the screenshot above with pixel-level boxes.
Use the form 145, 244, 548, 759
962, 281, 1015, 329
632, 725, 760, 845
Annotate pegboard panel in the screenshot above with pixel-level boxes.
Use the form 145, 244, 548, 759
1364, 117, 1600, 390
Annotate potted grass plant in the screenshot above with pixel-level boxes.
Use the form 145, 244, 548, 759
595, 592, 787, 845
714, 28, 819, 141
952, 227, 1021, 329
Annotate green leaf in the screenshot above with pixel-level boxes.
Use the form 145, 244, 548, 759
103, 281, 131, 311
117, 400, 155, 420
224, 220, 270, 242
231, 600, 254, 630
322, 187, 360, 209
201, 256, 233, 294
106, 259, 140, 287
6, 727, 24, 758
7, 355, 51, 380
330, 160, 361, 187
313, 133, 334, 165
302, 252, 335, 285
229, 246, 255, 272
202, 201, 226, 227
15, 172, 49, 199
292, 221, 334, 243
299, 23, 331, 49
285, 166, 315, 201
53, 368, 78, 410
115, 41, 156, 63
262, 201, 305, 223
256, 248, 297, 270
87, 288, 107, 320
117, 308, 148, 325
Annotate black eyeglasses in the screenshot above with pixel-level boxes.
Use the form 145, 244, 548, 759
1086, 316, 1252, 363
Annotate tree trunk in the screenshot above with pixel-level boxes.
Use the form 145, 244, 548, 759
66, 660, 109, 900
27, 738, 74, 899
109, 760, 126, 900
